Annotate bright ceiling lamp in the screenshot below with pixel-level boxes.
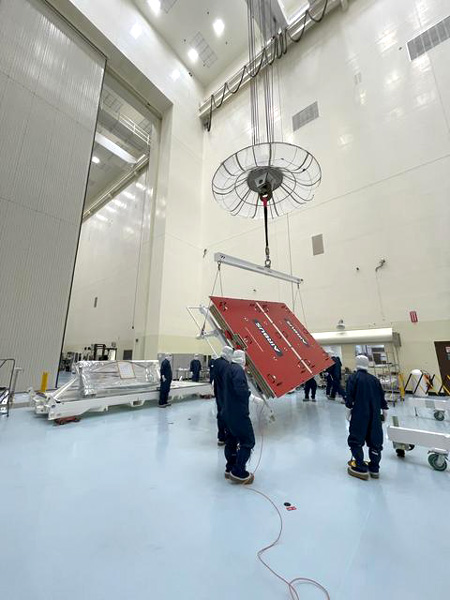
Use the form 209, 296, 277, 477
130, 23, 143, 39
213, 19, 225, 37
170, 69, 181, 81
92, 156, 100, 164
147, 0, 161, 16
188, 48, 199, 62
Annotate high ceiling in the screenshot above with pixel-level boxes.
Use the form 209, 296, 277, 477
132, 0, 249, 87
132, 1, 313, 88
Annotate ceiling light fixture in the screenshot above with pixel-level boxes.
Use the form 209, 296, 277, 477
130, 23, 143, 39
188, 48, 199, 62
213, 19, 225, 37
170, 69, 181, 81
147, 0, 161, 15
135, 182, 146, 191
91, 156, 100, 164
124, 192, 136, 200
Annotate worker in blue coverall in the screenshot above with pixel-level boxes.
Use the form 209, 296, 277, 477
304, 376, 318, 402
346, 355, 388, 480
327, 355, 346, 402
222, 349, 256, 485
190, 355, 202, 382
159, 354, 172, 408
208, 355, 217, 384
212, 346, 233, 446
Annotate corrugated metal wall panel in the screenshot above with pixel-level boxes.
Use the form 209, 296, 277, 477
0, 0, 105, 390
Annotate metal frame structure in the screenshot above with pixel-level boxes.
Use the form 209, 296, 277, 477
214, 252, 301, 285
387, 416, 449, 472
406, 396, 450, 422
31, 361, 211, 421
0, 359, 23, 417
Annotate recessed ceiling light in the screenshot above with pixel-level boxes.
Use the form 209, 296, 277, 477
92, 156, 100, 164
124, 192, 136, 200
136, 182, 146, 191
130, 23, 142, 39
188, 48, 199, 62
213, 19, 225, 37
170, 69, 181, 81
147, 0, 161, 15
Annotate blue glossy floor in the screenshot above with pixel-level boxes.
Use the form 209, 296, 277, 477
1, 389, 449, 600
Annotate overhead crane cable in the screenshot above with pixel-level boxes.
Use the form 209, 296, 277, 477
205, 0, 330, 132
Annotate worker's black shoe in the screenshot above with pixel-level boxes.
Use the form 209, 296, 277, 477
369, 469, 380, 479
217, 440, 225, 446
347, 460, 369, 481
224, 470, 231, 479
229, 471, 254, 485
303, 397, 310, 402
311, 398, 316, 402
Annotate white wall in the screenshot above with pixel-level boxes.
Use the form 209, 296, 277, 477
0, 0, 104, 389
200, 0, 450, 374
63, 172, 152, 359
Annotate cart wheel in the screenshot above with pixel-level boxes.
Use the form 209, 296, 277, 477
408, 445, 415, 451
428, 453, 447, 472
434, 410, 445, 422
396, 449, 405, 458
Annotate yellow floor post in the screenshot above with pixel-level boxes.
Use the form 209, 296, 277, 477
398, 373, 406, 400
40, 371, 49, 393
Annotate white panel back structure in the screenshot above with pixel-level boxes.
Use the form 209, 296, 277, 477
0, 0, 105, 389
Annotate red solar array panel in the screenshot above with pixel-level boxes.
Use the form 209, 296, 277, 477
210, 296, 333, 398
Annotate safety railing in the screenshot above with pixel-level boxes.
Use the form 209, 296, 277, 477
402, 371, 450, 397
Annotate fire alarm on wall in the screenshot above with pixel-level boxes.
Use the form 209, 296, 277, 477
410, 311, 418, 323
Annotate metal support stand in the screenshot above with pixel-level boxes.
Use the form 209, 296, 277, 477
387, 415, 449, 472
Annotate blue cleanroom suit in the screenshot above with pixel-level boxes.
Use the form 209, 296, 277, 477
190, 359, 202, 382
222, 363, 255, 478
346, 370, 388, 473
159, 358, 172, 406
212, 356, 229, 443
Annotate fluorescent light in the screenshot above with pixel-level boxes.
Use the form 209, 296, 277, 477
130, 23, 142, 39
170, 69, 181, 81
124, 192, 136, 200
106, 206, 117, 214
136, 182, 146, 191
213, 19, 225, 37
113, 199, 126, 209
147, 0, 161, 15
188, 48, 198, 62
96, 214, 108, 222
92, 156, 100, 164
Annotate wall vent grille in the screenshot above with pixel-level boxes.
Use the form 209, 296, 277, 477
312, 234, 324, 256
292, 101, 319, 132
407, 16, 450, 60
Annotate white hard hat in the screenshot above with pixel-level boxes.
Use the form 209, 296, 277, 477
232, 350, 246, 366
356, 355, 369, 371
221, 346, 234, 361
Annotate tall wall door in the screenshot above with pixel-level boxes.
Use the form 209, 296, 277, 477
434, 342, 450, 392
0, 0, 105, 389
